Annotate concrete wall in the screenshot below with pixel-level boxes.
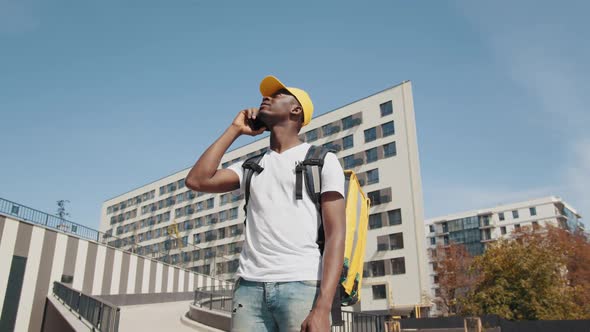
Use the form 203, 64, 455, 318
0, 215, 229, 332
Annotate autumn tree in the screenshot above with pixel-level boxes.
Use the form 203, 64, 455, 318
430, 243, 475, 316
459, 225, 590, 320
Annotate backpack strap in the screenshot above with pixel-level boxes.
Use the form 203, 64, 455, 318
241, 153, 265, 223
295, 146, 344, 325
295, 145, 332, 207
296, 146, 333, 254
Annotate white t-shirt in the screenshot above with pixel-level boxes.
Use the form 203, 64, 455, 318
227, 142, 345, 282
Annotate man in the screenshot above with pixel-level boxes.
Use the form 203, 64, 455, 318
185, 76, 345, 332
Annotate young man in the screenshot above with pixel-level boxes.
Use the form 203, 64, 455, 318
185, 76, 345, 332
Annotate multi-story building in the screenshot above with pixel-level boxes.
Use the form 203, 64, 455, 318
100, 80, 430, 315
424, 196, 584, 316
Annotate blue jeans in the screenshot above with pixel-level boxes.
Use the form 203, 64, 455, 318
231, 277, 321, 332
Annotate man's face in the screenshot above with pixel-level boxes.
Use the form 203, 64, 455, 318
259, 89, 300, 120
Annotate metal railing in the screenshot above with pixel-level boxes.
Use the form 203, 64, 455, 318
335, 311, 390, 332
194, 286, 234, 312
193, 287, 393, 331
0, 197, 119, 244
53, 282, 120, 332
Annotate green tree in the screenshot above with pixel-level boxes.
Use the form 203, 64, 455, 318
460, 226, 585, 320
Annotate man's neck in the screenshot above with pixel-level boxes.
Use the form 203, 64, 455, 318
269, 126, 303, 154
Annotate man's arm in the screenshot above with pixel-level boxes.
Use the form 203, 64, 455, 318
185, 108, 265, 193
301, 191, 346, 332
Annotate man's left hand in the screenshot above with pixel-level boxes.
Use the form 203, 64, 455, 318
300, 308, 330, 332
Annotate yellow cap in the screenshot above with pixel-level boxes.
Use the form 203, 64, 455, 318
259, 75, 314, 127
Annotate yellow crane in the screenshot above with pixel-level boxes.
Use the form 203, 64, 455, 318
166, 220, 184, 266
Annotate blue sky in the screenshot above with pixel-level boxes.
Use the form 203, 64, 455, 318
1, 0, 588, 229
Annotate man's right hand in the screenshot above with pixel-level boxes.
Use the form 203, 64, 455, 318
232, 108, 266, 136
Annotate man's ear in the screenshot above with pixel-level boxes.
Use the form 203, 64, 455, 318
290, 105, 303, 118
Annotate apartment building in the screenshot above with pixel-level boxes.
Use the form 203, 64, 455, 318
100, 80, 430, 315
424, 196, 584, 316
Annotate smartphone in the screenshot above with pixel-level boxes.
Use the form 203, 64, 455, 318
249, 117, 267, 131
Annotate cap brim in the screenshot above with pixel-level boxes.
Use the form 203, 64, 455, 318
260, 76, 287, 97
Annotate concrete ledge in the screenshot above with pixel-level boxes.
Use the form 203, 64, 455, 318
98, 291, 194, 306
180, 311, 225, 332
187, 303, 231, 331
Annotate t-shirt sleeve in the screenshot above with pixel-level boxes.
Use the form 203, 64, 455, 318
321, 152, 345, 198
226, 161, 245, 194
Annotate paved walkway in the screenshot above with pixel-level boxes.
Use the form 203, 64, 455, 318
119, 300, 211, 331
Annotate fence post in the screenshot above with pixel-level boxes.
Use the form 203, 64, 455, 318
464, 317, 482, 332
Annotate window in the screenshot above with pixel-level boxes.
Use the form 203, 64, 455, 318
368, 191, 382, 206
220, 194, 228, 206
380, 101, 393, 116
383, 142, 396, 157
371, 260, 385, 277
367, 169, 379, 185
529, 207, 537, 216
205, 230, 216, 242
322, 124, 340, 136
372, 285, 387, 299
218, 228, 226, 239
369, 214, 382, 229
342, 115, 355, 130
512, 210, 519, 219
230, 225, 239, 236
343, 135, 354, 150
501, 226, 507, 235
343, 156, 355, 169
443, 235, 449, 245
381, 121, 395, 137
178, 179, 185, 189
206, 198, 214, 209
391, 257, 406, 275
206, 215, 217, 225
430, 237, 436, 245
219, 210, 228, 222
429, 225, 434, 233
514, 224, 521, 231
366, 148, 378, 163
229, 207, 238, 219
499, 212, 505, 221
389, 233, 404, 250
388, 209, 402, 226
305, 129, 318, 142
364, 127, 377, 143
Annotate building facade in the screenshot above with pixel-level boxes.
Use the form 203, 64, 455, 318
100, 81, 430, 315
424, 196, 584, 316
